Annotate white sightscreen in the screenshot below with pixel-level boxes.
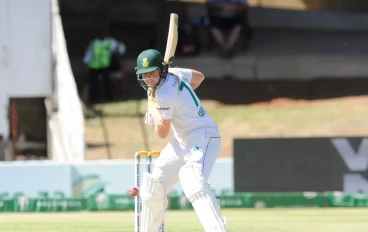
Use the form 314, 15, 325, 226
6, 0, 52, 97
0, 0, 9, 139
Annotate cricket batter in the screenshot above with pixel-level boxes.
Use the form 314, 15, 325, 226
135, 49, 227, 232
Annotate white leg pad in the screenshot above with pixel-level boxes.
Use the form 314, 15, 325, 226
179, 163, 228, 232
140, 172, 166, 232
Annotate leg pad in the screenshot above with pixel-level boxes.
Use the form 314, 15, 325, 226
179, 163, 227, 232
140, 172, 165, 232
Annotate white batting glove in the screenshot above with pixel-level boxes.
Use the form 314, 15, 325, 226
144, 109, 155, 125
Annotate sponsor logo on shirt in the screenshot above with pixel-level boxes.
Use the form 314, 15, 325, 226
157, 107, 170, 111
172, 78, 178, 87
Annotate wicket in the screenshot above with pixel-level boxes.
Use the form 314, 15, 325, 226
134, 150, 164, 232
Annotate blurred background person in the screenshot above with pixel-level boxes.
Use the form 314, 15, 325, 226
83, 26, 126, 105
206, 0, 252, 58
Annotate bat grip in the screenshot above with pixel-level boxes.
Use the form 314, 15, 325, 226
162, 63, 170, 74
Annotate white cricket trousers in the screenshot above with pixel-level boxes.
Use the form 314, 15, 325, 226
151, 126, 221, 194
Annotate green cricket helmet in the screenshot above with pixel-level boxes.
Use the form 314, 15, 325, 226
135, 49, 168, 90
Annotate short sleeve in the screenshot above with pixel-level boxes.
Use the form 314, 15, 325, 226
156, 96, 174, 120
117, 42, 126, 55
169, 68, 193, 83
83, 46, 92, 64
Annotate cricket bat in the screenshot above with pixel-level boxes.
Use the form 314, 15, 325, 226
163, 13, 179, 66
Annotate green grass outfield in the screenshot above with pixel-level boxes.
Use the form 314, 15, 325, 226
1, 208, 368, 232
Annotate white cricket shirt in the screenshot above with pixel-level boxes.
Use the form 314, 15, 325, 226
155, 67, 218, 138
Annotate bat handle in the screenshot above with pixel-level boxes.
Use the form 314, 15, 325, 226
162, 63, 170, 73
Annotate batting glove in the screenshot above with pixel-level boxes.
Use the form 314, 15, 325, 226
144, 109, 155, 125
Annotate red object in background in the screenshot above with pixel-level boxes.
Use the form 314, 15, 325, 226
129, 187, 139, 197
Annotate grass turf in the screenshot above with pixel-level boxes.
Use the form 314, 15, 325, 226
0, 208, 368, 232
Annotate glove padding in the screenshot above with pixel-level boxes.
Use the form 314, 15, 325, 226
144, 109, 155, 125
